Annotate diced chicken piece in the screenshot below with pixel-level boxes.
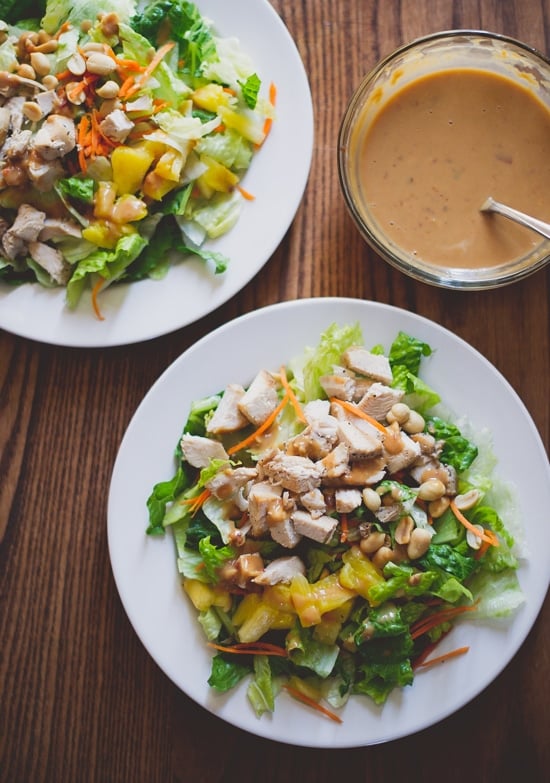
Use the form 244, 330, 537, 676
383, 431, 421, 474
319, 372, 355, 401
303, 399, 331, 422
3, 97, 27, 132
28, 241, 70, 285
253, 555, 306, 585
35, 89, 62, 117
330, 399, 384, 440
342, 346, 393, 385
206, 466, 258, 500
270, 517, 302, 548
337, 419, 383, 460
291, 509, 339, 543
206, 384, 249, 434
179, 433, 228, 468
320, 442, 350, 479
235, 553, 264, 585
238, 369, 280, 426
32, 115, 76, 160
3, 128, 32, 158
285, 417, 339, 460
99, 109, 134, 143
25, 150, 64, 191
248, 481, 283, 536
39, 218, 82, 241
323, 456, 386, 487
357, 382, 404, 421
262, 452, 324, 493
1, 204, 45, 260
299, 488, 327, 518
335, 488, 362, 513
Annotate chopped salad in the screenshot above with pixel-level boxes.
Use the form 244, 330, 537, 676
0, 0, 274, 315
147, 324, 524, 720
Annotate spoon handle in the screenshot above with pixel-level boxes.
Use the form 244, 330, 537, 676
481, 197, 550, 240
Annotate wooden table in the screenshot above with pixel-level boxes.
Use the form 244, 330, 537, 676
2, 1, 549, 780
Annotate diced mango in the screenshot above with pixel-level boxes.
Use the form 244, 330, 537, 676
338, 545, 385, 603
197, 154, 239, 194
142, 170, 179, 201
111, 143, 156, 195
155, 149, 185, 182
193, 83, 231, 113
237, 602, 279, 644
183, 579, 217, 611
312, 602, 354, 645
111, 194, 148, 224
219, 105, 265, 145
81, 220, 118, 249
94, 181, 117, 219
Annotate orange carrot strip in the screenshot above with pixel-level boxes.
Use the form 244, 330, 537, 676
237, 185, 256, 201
227, 393, 290, 455
279, 366, 306, 422
268, 81, 277, 106
415, 646, 470, 669
283, 684, 343, 724
329, 397, 387, 434
120, 41, 176, 99
91, 278, 105, 321
55, 68, 72, 81
207, 642, 288, 658
77, 114, 91, 172
180, 488, 211, 516
449, 501, 500, 547
410, 602, 479, 640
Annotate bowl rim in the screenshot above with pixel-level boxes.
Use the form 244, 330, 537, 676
337, 28, 550, 290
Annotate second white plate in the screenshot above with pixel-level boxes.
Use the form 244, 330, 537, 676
108, 297, 550, 748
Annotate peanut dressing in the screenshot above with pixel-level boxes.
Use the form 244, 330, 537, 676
357, 68, 550, 267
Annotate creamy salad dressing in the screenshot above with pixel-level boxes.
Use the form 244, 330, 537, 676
355, 68, 550, 268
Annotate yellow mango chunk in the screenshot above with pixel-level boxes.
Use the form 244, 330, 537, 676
154, 149, 185, 182
93, 181, 117, 219
219, 105, 265, 145
338, 545, 385, 603
82, 220, 118, 249
111, 143, 156, 195
142, 170, 179, 201
184, 579, 217, 611
197, 154, 239, 194
193, 83, 231, 113
111, 194, 148, 224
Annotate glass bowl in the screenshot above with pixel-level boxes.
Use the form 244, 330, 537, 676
338, 30, 550, 289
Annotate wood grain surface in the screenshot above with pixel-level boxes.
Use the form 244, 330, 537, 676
1, 2, 549, 781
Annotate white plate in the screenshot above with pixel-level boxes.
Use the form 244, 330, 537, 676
0, 1, 313, 347
107, 297, 550, 748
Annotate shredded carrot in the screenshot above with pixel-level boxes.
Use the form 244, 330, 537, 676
279, 366, 306, 422
340, 513, 349, 543
283, 684, 343, 724
415, 645, 470, 669
54, 21, 71, 39
260, 116, 273, 141
410, 601, 479, 640
55, 68, 72, 81
227, 393, 290, 455
208, 642, 288, 658
268, 81, 277, 106
91, 277, 105, 321
329, 397, 388, 434
181, 488, 211, 516
474, 538, 492, 560
120, 41, 176, 99
237, 185, 256, 201
450, 500, 500, 547
223, 87, 237, 96
77, 114, 91, 172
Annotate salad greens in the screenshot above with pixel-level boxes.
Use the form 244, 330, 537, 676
147, 323, 524, 720
0, 1, 274, 312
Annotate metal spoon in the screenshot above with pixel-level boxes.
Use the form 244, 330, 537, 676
480, 197, 550, 240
